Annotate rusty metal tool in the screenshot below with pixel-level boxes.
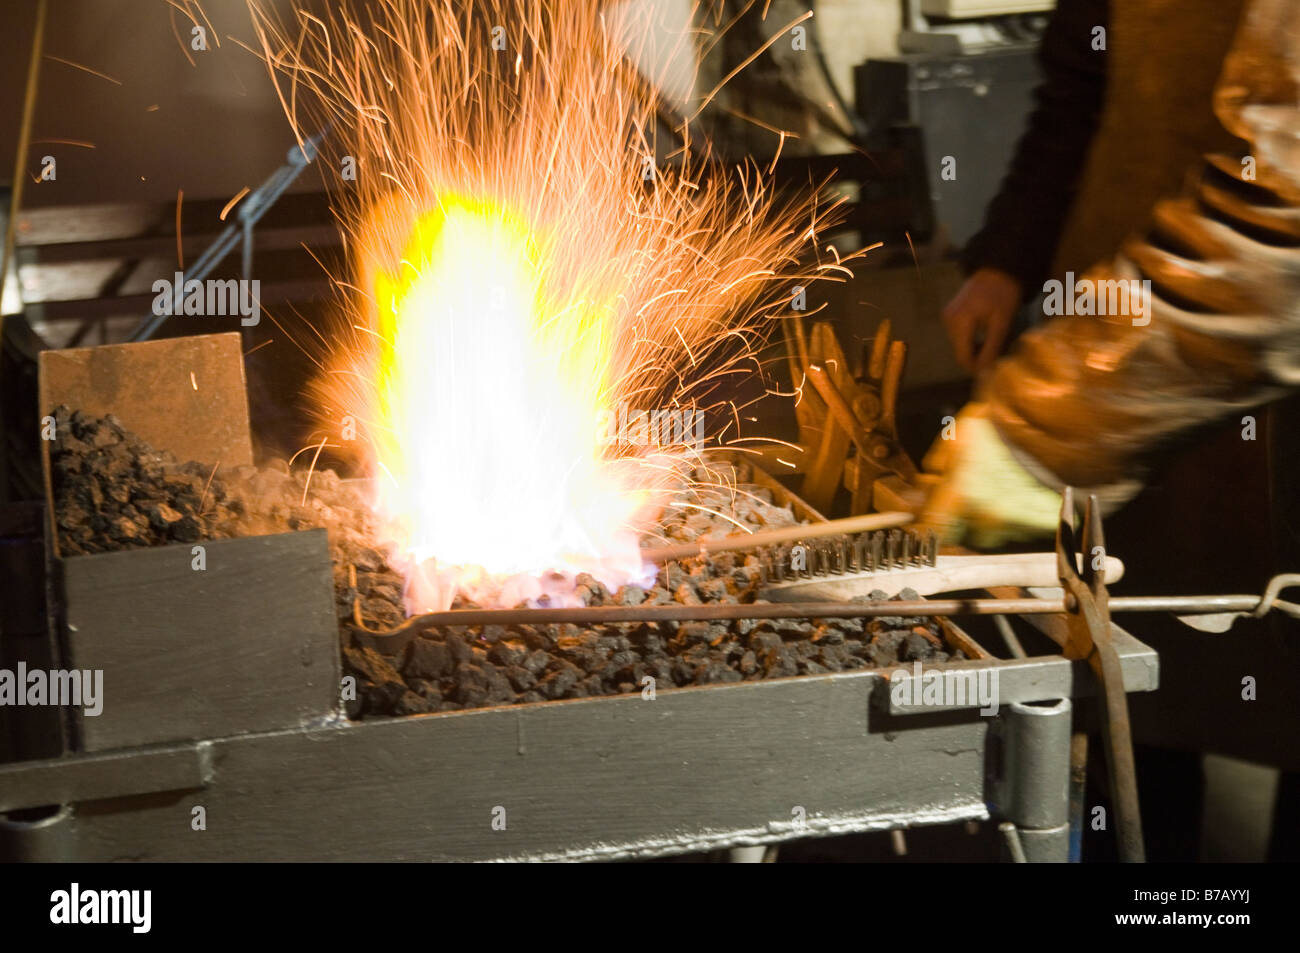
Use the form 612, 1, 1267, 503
795, 322, 855, 512
781, 318, 922, 515
810, 320, 927, 514
1056, 488, 1144, 863
808, 358, 917, 496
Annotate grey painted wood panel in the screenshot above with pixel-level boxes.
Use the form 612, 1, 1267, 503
61, 529, 339, 751
57, 671, 991, 861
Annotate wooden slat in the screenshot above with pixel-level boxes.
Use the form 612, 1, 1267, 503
28, 279, 328, 322
15, 191, 337, 247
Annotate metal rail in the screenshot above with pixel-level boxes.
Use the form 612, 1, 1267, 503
126, 128, 329, 342
351, 589, 1298, 652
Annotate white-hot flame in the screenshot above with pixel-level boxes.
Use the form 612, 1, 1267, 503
367, 196, 664, 610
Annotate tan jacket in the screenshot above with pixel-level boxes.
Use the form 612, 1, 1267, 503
1050, 0, 1250, 280
986, 0, 1300, 501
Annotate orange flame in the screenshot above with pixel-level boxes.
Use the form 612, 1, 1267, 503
248, 0, 849, 611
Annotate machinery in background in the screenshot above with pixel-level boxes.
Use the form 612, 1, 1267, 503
905, 0, 1054, 54
858, 0, 1052, 248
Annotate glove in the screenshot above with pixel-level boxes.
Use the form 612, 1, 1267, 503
919, 402, 1063, 549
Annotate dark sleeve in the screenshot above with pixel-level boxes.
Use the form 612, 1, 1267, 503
961, 0, 1109, 295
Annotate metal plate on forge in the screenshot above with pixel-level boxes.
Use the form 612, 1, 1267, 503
38, 332, 253, 469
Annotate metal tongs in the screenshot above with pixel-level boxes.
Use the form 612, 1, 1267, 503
1055, 488, 1144, 862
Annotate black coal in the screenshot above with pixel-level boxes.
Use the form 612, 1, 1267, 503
48, 408, 960, 719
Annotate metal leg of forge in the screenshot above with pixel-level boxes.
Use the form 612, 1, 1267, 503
997, 699, 1073, 863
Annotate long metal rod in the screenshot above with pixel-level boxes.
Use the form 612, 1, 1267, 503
639, 510, 912, 563
127, 127, 328, 342
353, 594, 1270, 641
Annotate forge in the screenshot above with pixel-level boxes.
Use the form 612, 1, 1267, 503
0, 329, 1162, 862
39, 333, 969, 721
5, 0, 1297, 872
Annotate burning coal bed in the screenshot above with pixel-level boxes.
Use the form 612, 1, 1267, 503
50, 408, 961, 718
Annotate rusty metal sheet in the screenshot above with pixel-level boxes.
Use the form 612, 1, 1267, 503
37, 332, 253, 468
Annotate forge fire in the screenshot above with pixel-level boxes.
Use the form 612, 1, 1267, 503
47, 404, 959, 716
247, 0, 853, 613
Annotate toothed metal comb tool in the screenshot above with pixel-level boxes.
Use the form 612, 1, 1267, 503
756, 529, 1125, 601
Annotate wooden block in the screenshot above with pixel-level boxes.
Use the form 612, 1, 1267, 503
61, 529, 340, 751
